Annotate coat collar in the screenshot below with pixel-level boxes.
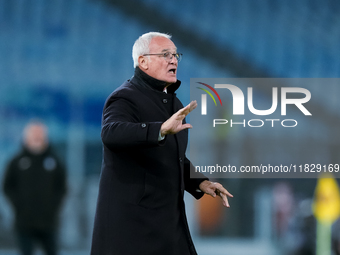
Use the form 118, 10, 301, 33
22, 144, 51, 157
132, 67, 181, 94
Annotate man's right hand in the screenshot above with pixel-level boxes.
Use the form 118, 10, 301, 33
160, 100, 197, 136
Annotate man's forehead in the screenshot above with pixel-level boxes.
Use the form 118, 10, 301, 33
149, 37, 177, 52
25, 124, 46, 134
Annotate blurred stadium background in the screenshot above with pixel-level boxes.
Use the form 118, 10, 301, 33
0, 0, 340, 254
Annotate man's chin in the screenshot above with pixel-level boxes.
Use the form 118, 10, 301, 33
165, 77, 177, 84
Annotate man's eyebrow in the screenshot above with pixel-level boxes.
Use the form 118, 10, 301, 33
161, 48, 177, 52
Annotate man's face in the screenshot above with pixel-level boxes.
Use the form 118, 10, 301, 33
140, 36, 178, 84
24, 124, 48, 154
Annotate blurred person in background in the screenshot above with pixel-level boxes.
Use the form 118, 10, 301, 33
3, 120, 67, 255
91, 32, 233, 255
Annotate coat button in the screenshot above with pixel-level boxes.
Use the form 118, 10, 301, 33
163, 99, 168, 103
141, 123, 146, 128
179, 157, 183, 162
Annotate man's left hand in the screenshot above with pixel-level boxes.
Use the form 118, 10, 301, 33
199, 180, 233, 207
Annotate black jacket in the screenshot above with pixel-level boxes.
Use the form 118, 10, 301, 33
91, 67, 208, 255
3, 145, 67, 231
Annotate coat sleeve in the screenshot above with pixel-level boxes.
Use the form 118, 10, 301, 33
183, 157, 209, 199
101, 97, 165, 149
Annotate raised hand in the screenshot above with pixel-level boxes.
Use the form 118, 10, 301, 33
160, 100, 197, 136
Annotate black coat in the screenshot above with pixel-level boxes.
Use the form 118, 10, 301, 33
91, 67, 208, 255
3, 145, 66, 231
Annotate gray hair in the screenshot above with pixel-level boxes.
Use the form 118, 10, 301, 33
132, 32, 171, 68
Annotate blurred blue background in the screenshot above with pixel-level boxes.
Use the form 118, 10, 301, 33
0, 0, 340, 254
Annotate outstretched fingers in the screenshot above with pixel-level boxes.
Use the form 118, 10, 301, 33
201, 181, 233, 208
160, 100, 197, 136
215, 183, 233, 207
217, 190, 233, 207
189, 100, 197, 112
179, 101, 197, 117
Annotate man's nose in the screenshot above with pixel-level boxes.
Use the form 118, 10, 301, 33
170, 55, 178, 64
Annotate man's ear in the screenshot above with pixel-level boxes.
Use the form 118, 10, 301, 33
138, 56, 148, 70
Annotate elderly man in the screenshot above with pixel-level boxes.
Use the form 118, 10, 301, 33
3, 121, 67, 255
91, 32, 232, 255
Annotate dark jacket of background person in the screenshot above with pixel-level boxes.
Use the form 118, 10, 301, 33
3, 144, 67, 232
91, 67, 208, 255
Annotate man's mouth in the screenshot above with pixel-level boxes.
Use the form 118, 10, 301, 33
168, 68, 176, 74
